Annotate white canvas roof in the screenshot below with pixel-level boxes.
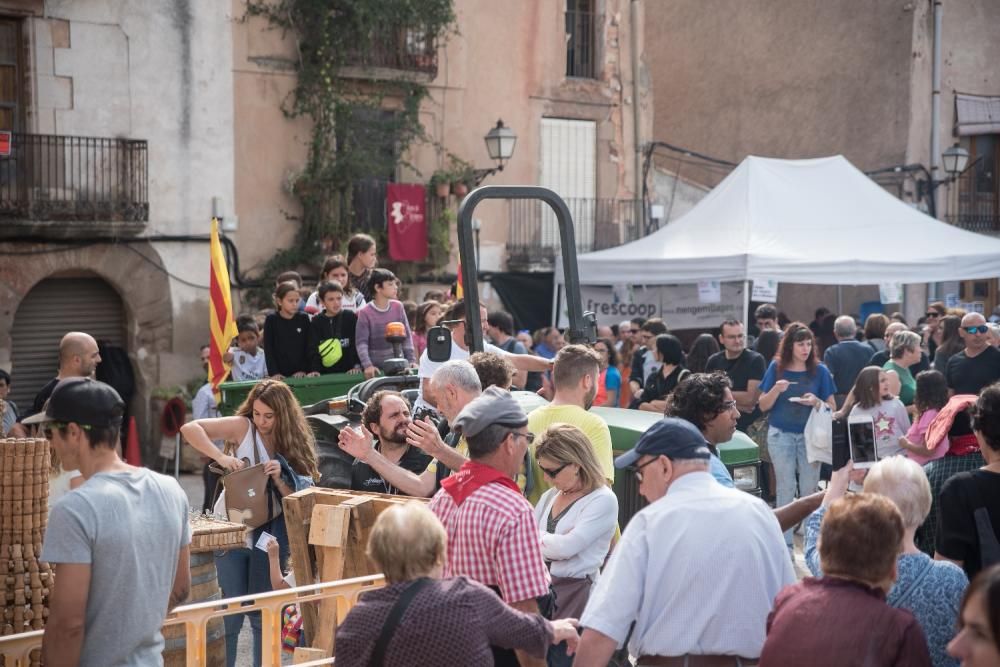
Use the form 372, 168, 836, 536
559, 155, 1000, 286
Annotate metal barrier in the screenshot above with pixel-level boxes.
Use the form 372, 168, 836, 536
0, 573, 385, 667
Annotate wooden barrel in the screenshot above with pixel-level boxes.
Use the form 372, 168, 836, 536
162, 551, 227, 666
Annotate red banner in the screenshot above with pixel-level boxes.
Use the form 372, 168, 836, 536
386, 183, 428, 261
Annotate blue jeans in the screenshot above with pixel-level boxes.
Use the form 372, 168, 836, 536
767, 427, 820, 546
215, 517, 289, 667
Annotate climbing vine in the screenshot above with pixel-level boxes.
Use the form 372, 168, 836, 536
244, 0, 457, 301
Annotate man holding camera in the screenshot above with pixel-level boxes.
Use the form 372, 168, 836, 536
339, 361, 482, 497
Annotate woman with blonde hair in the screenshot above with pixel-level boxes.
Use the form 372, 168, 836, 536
336, 502, 580, 666
181, 379, 318, 667
533, 423, 619, 666
804, 458, 968, 666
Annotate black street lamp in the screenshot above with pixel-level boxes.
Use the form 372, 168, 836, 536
473, 119, 517, 185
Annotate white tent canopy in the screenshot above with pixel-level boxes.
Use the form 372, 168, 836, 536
559, 155, 1000, 286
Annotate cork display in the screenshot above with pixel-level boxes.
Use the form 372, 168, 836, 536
0, 437, 54, 644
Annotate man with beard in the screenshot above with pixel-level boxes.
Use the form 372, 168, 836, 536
348, 390, 431, 495
526, 344, 614, 504
29, 331, 102, 419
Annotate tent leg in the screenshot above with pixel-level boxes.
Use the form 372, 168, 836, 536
837, 286, 843, 315
743, 280, 750, 326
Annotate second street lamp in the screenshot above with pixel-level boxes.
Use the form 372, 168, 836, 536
473, 119, 517, 185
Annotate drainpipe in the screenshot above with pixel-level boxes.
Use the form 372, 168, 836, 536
630, 0, 643, 217
930, 0, 943, 218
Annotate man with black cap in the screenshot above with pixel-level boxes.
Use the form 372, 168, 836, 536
429, 386, 552, 667
573, 417, 794, 667
24, 378, 191, 666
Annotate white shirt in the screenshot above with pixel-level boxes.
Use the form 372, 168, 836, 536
580, 471, 794, 658
534, 485, 618, 580
228, 347, 268, 382
413, 338, 507, 412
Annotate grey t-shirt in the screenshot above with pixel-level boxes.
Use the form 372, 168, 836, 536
42, 468, 191, 667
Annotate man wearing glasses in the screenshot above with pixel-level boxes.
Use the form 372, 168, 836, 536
572, 418, 793, 667
946, 313, 1000, 398
429, 386, 551, 667
706, 319, 767, 431
25, 378, 191, 667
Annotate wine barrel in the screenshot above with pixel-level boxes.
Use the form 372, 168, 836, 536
162, 551, 226, 666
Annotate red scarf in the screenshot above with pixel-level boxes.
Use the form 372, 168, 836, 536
441, 460, 521, 506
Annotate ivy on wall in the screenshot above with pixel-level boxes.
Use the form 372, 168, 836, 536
245, 0, 456, 302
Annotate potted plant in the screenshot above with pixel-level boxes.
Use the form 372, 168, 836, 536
430, 170, 451, 198
450, 159, 476, 197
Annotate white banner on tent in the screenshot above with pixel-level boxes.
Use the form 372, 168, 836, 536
751, 279, 779, 302
559, 283, 744, 330
879, 282, 902, 304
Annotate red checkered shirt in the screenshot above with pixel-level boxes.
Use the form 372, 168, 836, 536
429, 480, 551, 604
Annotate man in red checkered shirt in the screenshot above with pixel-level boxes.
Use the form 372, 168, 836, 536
429, 386, 552, 667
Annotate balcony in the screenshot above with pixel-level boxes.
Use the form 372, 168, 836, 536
0, 133, 148, 239
506, 198, 645, 271
946, 169, 1000, 234
340, 26, 438, 82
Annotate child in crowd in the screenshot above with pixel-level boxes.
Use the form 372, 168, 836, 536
898, 369, 950, 464
265, 538, 302, 653
305, 256, 366, 314
411, 300, 443, 359
224, 317, 268, 381
264, 282, 313, 379
843, 366, 910, 458
307, 281, 361, 375
275, 270, 306, 313
355, 269, 415, 378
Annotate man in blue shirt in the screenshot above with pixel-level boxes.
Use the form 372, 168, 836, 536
822, 315, 874, 401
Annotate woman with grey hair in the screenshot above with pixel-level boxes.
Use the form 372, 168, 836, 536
805, 458, 968, 666
883, 329, 922, 408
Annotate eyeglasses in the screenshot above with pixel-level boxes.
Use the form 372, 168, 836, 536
510, 431, 536, 445
965, 325, 989, 335
631, 456, 660, 483
720, 399, 738, 412
42, 421, 91, 439
539, 462, 569, 478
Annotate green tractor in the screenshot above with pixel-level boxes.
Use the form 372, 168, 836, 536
218, 186, 761, 526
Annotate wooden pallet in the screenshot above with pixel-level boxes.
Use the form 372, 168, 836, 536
281, 487, 429, 656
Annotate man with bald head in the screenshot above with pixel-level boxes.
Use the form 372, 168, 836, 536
29, 332, 102, 418
945, 312, 1000, 397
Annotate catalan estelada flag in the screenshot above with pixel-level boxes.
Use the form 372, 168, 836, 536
455, 262, 464, 299
209, 218, 238, 401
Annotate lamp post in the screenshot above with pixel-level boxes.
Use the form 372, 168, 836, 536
473, 119, 517, 185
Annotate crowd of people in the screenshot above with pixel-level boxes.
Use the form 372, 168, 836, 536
13, 250, 1000, 666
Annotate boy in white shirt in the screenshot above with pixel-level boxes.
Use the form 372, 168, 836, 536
224, 318, 268, 381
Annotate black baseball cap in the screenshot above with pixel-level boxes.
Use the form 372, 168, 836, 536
22, 377, 125, 427
614, 417, 712, 469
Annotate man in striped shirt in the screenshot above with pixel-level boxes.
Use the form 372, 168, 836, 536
429, 386, 552, 667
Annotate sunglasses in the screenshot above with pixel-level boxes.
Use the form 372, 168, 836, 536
965, 325, 990, 335
539, 462, 569, 478
926, 311, 942, 319
631, 456, 659, 482
630, 329, 640, 334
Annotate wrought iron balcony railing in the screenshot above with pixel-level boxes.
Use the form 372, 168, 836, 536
342, 26, 438, 79
507, 198, 645, 270
0, 133, 148, 229
946, 169, 1000, 233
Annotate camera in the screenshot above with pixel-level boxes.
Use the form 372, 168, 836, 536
413, 406, 440, 425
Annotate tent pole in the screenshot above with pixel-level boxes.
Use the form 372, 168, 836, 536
837, 285, 843, 315
743, 280, 750, 325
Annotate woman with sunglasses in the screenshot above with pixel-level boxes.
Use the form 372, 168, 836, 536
924, 301, 948, 360
533, 423, 618, 667
757, 322, 837, 551
181, 379, 319, 667
936, 383, 1000, 580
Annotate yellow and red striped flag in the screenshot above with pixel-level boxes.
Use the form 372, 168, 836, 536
455, 262, 464, 299
209, 218, 238, 401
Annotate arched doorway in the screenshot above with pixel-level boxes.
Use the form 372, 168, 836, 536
9, 276, 126, 410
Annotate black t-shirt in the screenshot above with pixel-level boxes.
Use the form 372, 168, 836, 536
640, 365, 688, 404
946, 347, 1000, 395
705, 349, 766, 431
937, 469, 1000, 578
263, 312, 311, 377
350, 443, 431, 495
30, 377, 59, 419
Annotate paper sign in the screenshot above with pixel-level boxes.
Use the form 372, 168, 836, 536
255, 531, 277, 552
879, 282, 902, 304
945, 293, 959, 308
751, 279, 778, 302
697, 280, 721, 304
0, 131, 10, 157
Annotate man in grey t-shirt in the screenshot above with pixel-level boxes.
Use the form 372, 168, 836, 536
25, 378, 191, 666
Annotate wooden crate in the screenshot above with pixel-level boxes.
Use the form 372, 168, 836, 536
281, 487, 429, 655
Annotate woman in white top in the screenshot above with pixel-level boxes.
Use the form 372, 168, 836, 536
533, 423, 618, 667
181, 379, 318, 667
